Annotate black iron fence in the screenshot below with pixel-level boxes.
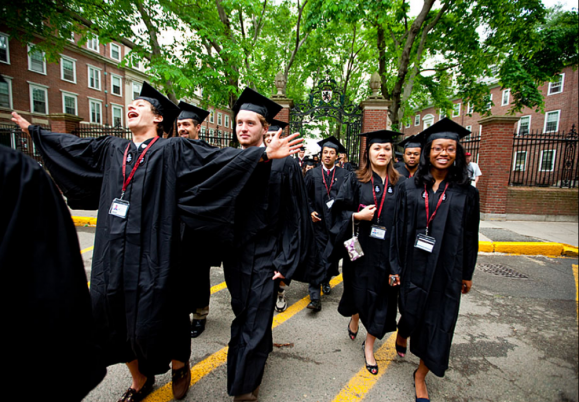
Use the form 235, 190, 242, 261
509, 125, 578, 188
198, 130, 237, 148
460, 132, 481, 162
72, 124, 132, 140
0, 123, 46, 164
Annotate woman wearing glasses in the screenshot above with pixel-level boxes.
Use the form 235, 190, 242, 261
390, 118, 480, 402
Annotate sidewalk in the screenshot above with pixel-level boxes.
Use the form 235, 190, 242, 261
70, 208, 578, 257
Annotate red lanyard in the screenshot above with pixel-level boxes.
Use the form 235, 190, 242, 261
424, 183, 449, 236
371, 176, 388, 221
321, 166, 336, 197
121, 137, 159, 198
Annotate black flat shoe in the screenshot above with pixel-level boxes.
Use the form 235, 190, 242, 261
348, 318, 358, 341
413, 369, 430, 402
118, 376, 155, 402
307, 299, 322, 312
362, 341, 378, 376
322, 283, 332, 295
191, 318, 206, 338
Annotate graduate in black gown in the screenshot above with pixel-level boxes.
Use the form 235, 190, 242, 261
11, 83, 302, 402
223, 88, 322, 401
328, 130, 404, 376
396, 135, 422, 178
389, 118, 480, 402
304, 136, 352, 311
0, 146, 106, 402
175, 101, 216, 338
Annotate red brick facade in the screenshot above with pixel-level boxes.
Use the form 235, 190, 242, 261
506, 187, 578, 217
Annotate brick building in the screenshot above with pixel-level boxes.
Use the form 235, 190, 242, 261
400, 65, 578, 138
0, 25, 234, 141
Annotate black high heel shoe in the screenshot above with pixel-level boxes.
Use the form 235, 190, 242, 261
348, 318, 358, 341
413, 369, 430, 402
362, 341, 378, 375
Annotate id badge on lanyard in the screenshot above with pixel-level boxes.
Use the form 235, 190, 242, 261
326, 198, 335, 209
322, 166, 336, 209
414, 183, 448, 253
109, 198, 130, 218
370, 225, 386, 240
369, 176, 388, 240
415, 233, 436, 253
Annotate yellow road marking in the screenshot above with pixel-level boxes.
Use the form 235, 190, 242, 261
573, 264, 578, 322
81, 246, 94, 254
210, 280, 227, 295
143, 274, 344, 402
332, 333, 397, 402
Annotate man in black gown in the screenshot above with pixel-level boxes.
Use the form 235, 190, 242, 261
11, 83, 302, 402
176, 101, 216, 338
0, 145, 106, 402
304, 136, 351, 311
395, 134, 422, 178
223, 88, 322, 401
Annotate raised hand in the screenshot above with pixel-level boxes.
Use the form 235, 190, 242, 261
265, 129, 304, 160
11, 112, 31, 135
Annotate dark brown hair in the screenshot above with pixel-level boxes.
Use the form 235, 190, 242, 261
149, 104, 165, 137
356, 144, 400, 185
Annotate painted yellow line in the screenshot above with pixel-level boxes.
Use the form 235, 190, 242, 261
72, 216, 97, 227
80, 246, 94, 254
332, 332, 397, 402
143, 274, 344, 402
573, 265, 578, 323
210, 281, 227, 295
493, 242, 564, 256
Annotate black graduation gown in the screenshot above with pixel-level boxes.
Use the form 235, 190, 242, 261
223, 156, 322, 396
329, 172, 404, 339
389, 178, 480, 377
304, 165, 351, 278
395, 164, 414, 178
28, 126, 264, 376
0, 146, 106, 401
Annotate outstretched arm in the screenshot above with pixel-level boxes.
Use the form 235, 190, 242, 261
264, 129, 303, 159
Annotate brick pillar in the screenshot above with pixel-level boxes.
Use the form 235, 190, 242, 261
359, 97, 391, 161
477, 116, 520, 220
271, 96, 293, 137
48, 113, 83, 134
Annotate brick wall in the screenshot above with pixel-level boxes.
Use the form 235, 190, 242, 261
507, 187, 578, 216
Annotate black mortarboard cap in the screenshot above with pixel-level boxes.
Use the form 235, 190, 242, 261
177, 101, 210, 124
398, 134, 423, 149
317, 136, 347, 153
358, 130, 399, 146
419, 117, 471, 143
136, 82, 180, 134
303, 156, 317, 166
232, 87, 283, 122
267, 119, 289, 132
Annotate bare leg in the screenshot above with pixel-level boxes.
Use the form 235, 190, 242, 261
364, 333, 377, 366
414, 359, 430, 399
126, 360, 147, 391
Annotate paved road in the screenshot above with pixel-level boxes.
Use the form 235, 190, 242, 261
78, 227, 578, 402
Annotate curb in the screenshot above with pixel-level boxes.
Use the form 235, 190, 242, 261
70, 216, 578, 258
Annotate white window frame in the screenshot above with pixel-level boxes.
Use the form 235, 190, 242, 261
224, 115, 229, 128
543, 110, 561, 133
539, 149, 557, 172
60, 55, 77, 83
517, 115, 531, 136
0, 75, 13, 109
87, 65, 101, 90
439, 110, 447, 120
513, 151, 527, 172
502, 89, 510, 106
0, 32, 10, 64
110, 43, 121, 61
547, 74, 564, 95
485, 94, 493, 110
414, 115, 420, 126
86, 36, 99, 53
27, 44, 46, 75
88, 98, 103, 124
467, 102, 474, 115
452, 103, 461, 118
200, 126, 207, 135
217, 112, 222, 126
61, 91, 78, 115
209, 128, 214, 136
111, 104, 124, 127
132, 81, 142, 100
405, 118, 411, 128
423, 114, 434, 129
209, 109, 215, 123
110, 74, 122, 97
465, 125, 472, 132
28, 83, 49, 114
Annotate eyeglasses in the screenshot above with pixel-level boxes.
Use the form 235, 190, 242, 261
431, 146, 456, 154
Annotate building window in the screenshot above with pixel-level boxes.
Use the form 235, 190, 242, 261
544, 110, 560, 132
548, 74, 564, 95
452, 103, 461, 118
112, 105, 123, 127
0, 77, 12, 108
217, 112, 222, 126
209, 109, 214, 123
439, 110, 447, 120
60, 56, 76, 83
0, 32, 9, 64
518, 116, 531, 135
485, 94, 493, 110
110, 43, 121, 61
111, 75, 122, 96
513, 151, 527, 172
132, 81, 142, 100
201, 126, 206, 135
405, 118, 411, 128
423, 114, 434, 129
209, 128, 214, 136
87, 36, 99, 53
28, 45, 46, 74
89, 99, 102, 124
467, 102, 474, 115
414, 115, 420, 126
539, 150, 556, 172
62, 92, 77, 115
224, 115, 229, 128
88, 66, 101, 90
502, 89, 510, 106
29, 84, 48, 114
465, 125, 472, 132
